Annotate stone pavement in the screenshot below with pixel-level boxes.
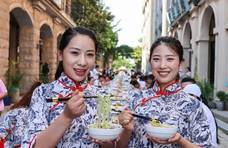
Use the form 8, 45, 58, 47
218, 129, 228, 148
212, 109, 228, 148
212, 109, 228, 135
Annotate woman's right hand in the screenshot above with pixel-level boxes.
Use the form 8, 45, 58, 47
118, 108, 134, 132
63, 91, 86, 120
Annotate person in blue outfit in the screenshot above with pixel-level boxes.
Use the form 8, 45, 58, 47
0, 81, 41, 147
181, 77, 218, 147
117, 36, 212, 148
22, 27, 112, 148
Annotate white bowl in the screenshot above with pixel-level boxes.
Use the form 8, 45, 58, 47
145, 123, 178, 140
88, 123, 123, 141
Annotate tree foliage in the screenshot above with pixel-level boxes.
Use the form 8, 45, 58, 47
114, 45, 134, 59
111, 45, 142, 70
71, 0, 118, 63
132, 46, 142, 70
112, 57, 135, 70
196, 80, 214, 102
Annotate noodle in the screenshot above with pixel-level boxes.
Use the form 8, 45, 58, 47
150, 119, 169, 128
150, 119, 162, 127
94, 95, 112, 129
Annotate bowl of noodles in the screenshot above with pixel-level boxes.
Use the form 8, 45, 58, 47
88, 95, 123, 141
145, 119, 178, 139
88, 122, 123, 141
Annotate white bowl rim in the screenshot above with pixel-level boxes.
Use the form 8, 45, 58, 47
88, 123, 123, 141
145, 123, 177, 129
145, 123, 178, 134
88, 123, 123, 130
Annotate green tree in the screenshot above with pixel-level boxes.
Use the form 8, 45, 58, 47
112, 57, 135, 70
111, 45, 142, 70
100, 25, 119, 65
132, 46, 142, 70
71, 0, 118, 65
196, 80, 214, 102
114, 45, 134, 59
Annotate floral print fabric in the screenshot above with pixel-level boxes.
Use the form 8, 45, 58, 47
128, 81, 212, 148
0, 108, 28, 147
22, 73, 102, 148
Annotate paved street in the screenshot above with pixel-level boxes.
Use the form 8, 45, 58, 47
218, 129, 228, 148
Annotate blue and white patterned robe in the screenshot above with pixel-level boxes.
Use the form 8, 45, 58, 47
22, 73, 102, 148
128, 81, 212, 148
0, 107, 28, 147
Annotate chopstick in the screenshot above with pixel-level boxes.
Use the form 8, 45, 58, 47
111, 109, 153, 121
46, 94, 124, 103
46, 96, 98, 103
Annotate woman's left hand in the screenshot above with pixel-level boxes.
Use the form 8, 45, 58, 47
147, 133, 182, 144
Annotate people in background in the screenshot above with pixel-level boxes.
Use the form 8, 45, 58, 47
138, 75, 146, 89
185, 66, 191, 77
0, 81, 41, 147
130, 80, 140, 90
117, 36, 212, 148
181, 77, 218, 147
181, 77, 196, 87
90, 65, 100, 80
144, 74, 155, 89
98, 74, 106, 87
181, 77, 209, 105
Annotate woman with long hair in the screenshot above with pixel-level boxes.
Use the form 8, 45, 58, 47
117, 36, 212, 148
22, 27, 112, 147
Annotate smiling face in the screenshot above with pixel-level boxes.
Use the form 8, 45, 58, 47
58, 34, 96, 82
150, 45, 180, 88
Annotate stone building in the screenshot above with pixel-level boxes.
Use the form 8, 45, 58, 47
168, 0, 228, 92
141, 0, 155, 74
0, 0, 75, 93
142, 0, 228, 92
141, 0, 170, 74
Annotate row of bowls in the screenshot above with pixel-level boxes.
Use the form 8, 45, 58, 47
88, 122, 178, 141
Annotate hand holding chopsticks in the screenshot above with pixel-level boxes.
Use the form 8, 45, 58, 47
112, 108, 153, 121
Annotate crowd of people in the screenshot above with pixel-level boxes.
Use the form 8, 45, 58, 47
0, 27, 217, 148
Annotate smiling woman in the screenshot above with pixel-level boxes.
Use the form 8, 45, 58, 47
55, 27, 97, 80
116, 37, 212, 148
58, 30, 96, 82
22, 27, 114, 148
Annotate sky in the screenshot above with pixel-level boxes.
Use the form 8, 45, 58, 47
103, 0, 143, 47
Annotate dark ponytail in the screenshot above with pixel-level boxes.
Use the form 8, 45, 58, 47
55, 61, 63, 80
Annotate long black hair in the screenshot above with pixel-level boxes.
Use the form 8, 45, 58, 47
55, 27, 98, 80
